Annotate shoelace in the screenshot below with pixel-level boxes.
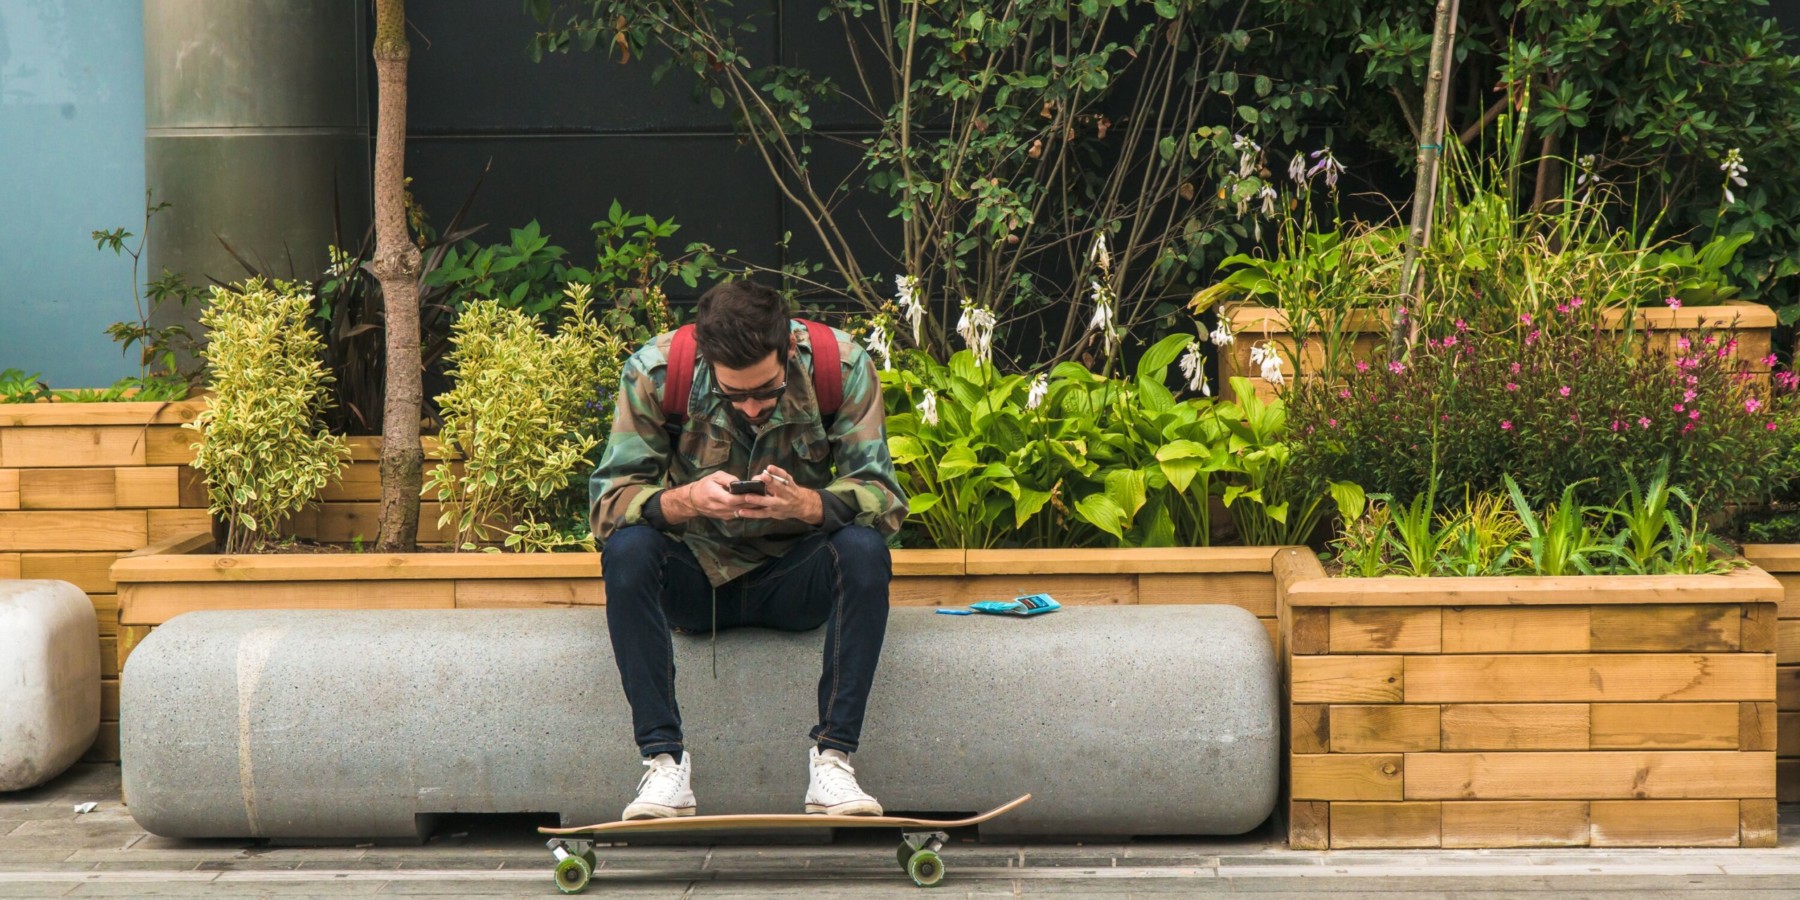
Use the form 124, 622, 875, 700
813, 755, 865, 798
636, 757, 685, 802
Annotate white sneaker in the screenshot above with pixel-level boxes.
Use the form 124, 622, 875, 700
622, 752, 697, 820
805, 747, 882, 816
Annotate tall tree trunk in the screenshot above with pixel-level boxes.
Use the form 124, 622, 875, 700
1392, 0, 1461, 356
370, 0, 422, 552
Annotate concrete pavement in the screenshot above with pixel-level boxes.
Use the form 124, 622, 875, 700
3, 765, 1798, 898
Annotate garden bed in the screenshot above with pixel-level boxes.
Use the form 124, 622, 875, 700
1275, 548, 1781, 849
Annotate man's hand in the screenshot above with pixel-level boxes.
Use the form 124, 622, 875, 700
737, 465, 824, 526
661, 471, 754, 525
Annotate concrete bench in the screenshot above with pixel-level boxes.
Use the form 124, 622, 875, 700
121, 606, 1276, 840
1, 580, 101, 792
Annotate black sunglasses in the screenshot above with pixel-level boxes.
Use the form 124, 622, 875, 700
712, 380, 788, 404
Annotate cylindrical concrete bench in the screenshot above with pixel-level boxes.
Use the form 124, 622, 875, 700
122, 606, 1276, 839
1, 580, 100, 792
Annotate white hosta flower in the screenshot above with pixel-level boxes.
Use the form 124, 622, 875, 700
895, 274, 924, 345
1232, 133, 1261, 179
1026, 373, 1049, 411
956, 302, 998, 366
1088, 279, 1119, 356
1249, 342, 1285, 385
1210, 321, 1236, 347
1721, 148, 1748, 205
1258, 184, 1278, 217
1178, 341, 1210, 396
1089, 232, 1111, 274
865, 321, 892, 370
919, 388, 939, 426
1307, 147, 1346, 190
1288, 152, 1308, 186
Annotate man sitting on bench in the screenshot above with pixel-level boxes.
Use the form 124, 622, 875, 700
588, 280, 907, 819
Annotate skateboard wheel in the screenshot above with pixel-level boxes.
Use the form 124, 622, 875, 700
553, 854, 592, 894
896, 843, 913, 870
580, 848, 598, 870
906, 849, 945, 888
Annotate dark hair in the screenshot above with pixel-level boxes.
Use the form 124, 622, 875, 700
694, 280, 791, 368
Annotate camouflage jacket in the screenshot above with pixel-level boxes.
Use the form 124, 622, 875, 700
588, 321, 907, 586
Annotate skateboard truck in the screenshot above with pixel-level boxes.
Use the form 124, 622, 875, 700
897, 829, 949, 887
545, 838, 598, 893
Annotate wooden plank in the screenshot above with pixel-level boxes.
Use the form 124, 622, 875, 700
1288, 801, 1329, 850
19, 552, 120, 593
1778, 711, 1799, 756
1283, 569, 1783, 608
100, 679, 119, 721
114, 546, 603, 581
1139, 573, 1274, 616
1742, 544, 1800, 572
1589, 703, 1739, 750
1589, 605, 1739, 652
1780, 665, 1800, 710
1403, 751, 1775, 800
1777, 574, 1800, 620
92, 595, 118, 637
18, 468, 116, 509
1440, 801, 1589, 848
1289, 607, 1329, 656
454, 578, 603, 608
1403, 654, 1775, 703
1329, 801, 1441, 849
0, 511, 147, 551
1329, 705, 1440, 753
1742, 603, 1777, 653
1291, 754, 1403, 801
1329, 608, 1441, 653
0, 552, 21, 579
963, 546, 1275, 574
313, 501, 450, 544
1741, 798, 1778, 848
120, 580, 455, 625
142, 425, 199, 465
0, 469, 16, 510
345, 435, 451, 462
114, 467, 182, 508
320, 461, 385, 502
1291, 705, 1330, 755
177, 466, 209, 508
1783, 760, 1800, 803
98, 636, 116, 678
1741, 702, 1777, 752
890, 574, 1139, 605
891, 549, 963, 577
1780, 623, 1800, 665
0, 426, 147, 468
147, 508, 210, 543
1589, 800, 1740, 847
1440, 704, 1589, 751
0, 398, 206, 427
117, 625, 150, 674
1442, 607, 1589, 653
1291, 656, 1402, 703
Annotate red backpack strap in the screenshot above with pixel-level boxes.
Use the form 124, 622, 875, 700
801, 319, 842, 416
662, 324, 698, 424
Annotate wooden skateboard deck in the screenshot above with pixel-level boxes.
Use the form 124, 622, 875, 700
540, 792, 1031, 837
540, 793, 1031, 893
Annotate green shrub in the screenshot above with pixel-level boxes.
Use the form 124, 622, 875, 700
185, 279, 349, 554
426, 284, 625, 551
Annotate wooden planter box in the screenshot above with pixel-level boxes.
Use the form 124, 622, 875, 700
1220, 300, 1777, 401
1274, 549, 1780, 849
1741, 544, 1800, 802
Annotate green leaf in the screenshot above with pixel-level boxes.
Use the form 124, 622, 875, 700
1075, 493, 1127, 540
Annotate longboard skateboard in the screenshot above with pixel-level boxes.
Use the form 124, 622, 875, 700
538, 793, 1032, 893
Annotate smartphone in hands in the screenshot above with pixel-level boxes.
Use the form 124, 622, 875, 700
728, 479, 768, 495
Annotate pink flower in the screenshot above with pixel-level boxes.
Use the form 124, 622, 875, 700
1571, 296, 1584, 309
1501, 420, 1513, 431
1746, 397, 1764, 413
1455, 318, 1468, 332
1506, 382, 1519, 392
1638, 416, 1652, 429
1388, 360, 1405, 374
1764, 354, 1779, 367
1777, 372, 1799, 391
1520, 313, 1533, 325
1442, 335, 1458, 348
1610, 420, 1623, 431
1558, 386, 1571, 398
1689, 409, 1701, 421
1526, 329, 1540, 346
1339, 389, 1351, 399
1510, 362, 1522, 374
1683, 390, 1697, 402
1328, 418, 1338, 428
1676, 337, 1691, 352
1673, 403, 1685, 413
1665, 297, 1682, 310
1355, 360, 1370, 373
1557, 301, 1572, 314
1682, 422, 1696, 434
1768, 422, 1779, 431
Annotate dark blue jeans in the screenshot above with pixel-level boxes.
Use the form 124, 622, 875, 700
601, 525, 891, 757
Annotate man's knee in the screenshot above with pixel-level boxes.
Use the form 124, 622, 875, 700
828, 526, 891, 589
602, 525, 670, 586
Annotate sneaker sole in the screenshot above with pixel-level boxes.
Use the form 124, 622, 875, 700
621, 804, 698, 820
805, 801, 883, 816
